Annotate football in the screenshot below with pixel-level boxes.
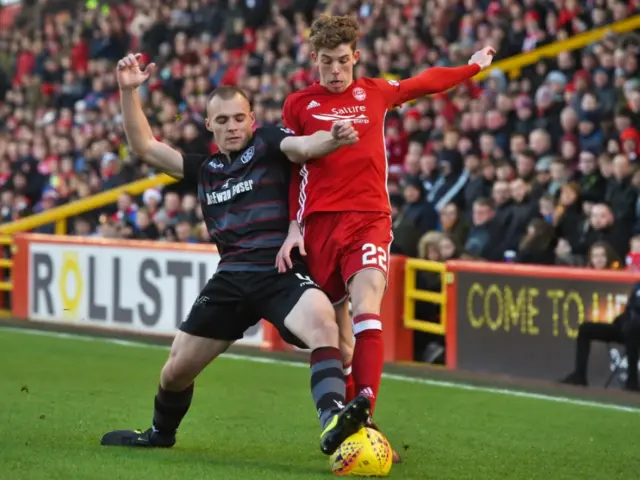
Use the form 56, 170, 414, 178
330, 427, 393, 477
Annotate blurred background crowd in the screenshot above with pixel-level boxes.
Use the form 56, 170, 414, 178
1, 0, 640, 273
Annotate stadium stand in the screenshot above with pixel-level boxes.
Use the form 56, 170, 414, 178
1, 0, 640, 272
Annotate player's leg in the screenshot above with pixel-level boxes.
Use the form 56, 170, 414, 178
341, 215, 391, 415
101, 275, 243, 448
100, 331, 232, 447
259, 267, 370, 455
348, 268, 386, 411
302, 213, 357, 406
340, 214, 403, 463
335, 299, 356, 403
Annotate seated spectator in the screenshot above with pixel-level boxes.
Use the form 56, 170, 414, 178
438, 233, 461, 262
606, 154, 636, 240
175, 219, 197, 243
464, 197, 502, 261
501, 178, 539, 254
555, 183, 586, 249
626, 235, 640, 271
538, 193, 556, 223
395, 176, 437, 236
438, 202, 469, 249
547, 157, 570, 197
135, 207, 160, 240
491, 180, 513, 228
517, 218, 557, 265
427, 129, 467, 212
574, 203, 627, 261
587, 241, 620, 270
575, 150, 606, 203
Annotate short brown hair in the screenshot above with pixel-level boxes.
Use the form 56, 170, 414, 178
207, 85, 250, 105
309, 15, 360, 52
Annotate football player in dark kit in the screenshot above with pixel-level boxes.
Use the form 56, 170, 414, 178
100, 53, 371, 455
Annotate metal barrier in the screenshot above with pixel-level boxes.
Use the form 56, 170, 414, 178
403, 258, 447, 335
0, 235, 14, 316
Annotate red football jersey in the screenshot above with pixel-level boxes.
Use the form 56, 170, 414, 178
284, 78, 399, 222
283, 65, 480, 223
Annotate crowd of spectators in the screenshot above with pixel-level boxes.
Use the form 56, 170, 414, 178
1, 0, 640, 275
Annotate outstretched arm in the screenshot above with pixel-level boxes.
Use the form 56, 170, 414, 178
280, 121, 359, 164
117, 53, 184, 178
380, 47, 496, 105
120, 89, 184, 178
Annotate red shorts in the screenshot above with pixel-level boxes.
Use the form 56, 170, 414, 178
302, 211, 392, 303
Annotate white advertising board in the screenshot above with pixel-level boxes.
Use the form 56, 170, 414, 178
27, 242, 264, 346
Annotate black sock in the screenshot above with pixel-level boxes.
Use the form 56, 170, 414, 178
152, 383, 194, 436
310, 347, 346, 430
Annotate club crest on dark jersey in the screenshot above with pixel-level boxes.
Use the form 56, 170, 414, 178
240, 146, 255, 164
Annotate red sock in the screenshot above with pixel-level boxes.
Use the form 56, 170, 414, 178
351, 313, 384, 416
343, 362, 355, 403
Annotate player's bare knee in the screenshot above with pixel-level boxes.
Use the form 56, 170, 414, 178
349, 271, 386, 316
307, 316, 339, 349
305, 296, 339, 348
287, 289, 338, 349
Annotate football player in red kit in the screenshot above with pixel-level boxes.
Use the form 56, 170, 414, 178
276, 15, 495, 461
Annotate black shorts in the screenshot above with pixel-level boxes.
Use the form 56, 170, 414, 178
178, 263, 319, 348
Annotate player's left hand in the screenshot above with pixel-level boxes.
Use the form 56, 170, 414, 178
331, 121, 359, 146
469, 46, 496, 70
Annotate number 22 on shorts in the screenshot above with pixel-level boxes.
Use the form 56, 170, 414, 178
361, 243, 388, 272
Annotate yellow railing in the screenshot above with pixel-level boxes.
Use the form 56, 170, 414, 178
0, 236, 13, 295
404, 258, 447, 335
0, 173, 177, 235
475, 14, 640, 81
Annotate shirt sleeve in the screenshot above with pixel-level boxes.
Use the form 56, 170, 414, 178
282, 95, 302, 134
257, 125, 296, 156
371, 64, 481, 108
182, 154, 206, 186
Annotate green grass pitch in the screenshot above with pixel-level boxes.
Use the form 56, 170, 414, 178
1, 327, 639, 479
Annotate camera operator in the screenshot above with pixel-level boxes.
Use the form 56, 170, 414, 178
560, 281, 640, 391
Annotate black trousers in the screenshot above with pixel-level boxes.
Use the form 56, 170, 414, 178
574, 314, 640, 388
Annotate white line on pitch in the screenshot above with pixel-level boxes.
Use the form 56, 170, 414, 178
2, 326, 639, 414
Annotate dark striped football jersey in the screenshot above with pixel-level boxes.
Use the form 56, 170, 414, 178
182, 126, 296, 271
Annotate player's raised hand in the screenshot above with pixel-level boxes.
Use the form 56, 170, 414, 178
331, 121, 359, 146
116, 53, 156, 90
468, 46, 496, 71
276, 222, 306, 273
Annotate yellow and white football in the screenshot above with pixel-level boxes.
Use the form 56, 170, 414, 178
330, 427, 393, 477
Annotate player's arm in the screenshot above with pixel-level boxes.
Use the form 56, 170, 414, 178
120, 88, 184, 178
280, 122, 358, 163
378, 47, 496, 105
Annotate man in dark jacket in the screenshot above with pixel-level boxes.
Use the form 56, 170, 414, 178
561, 281, 640, 391
500, 178, 539, 254
427, 135, 469, 212
605, 154, 636, 242
395, 176, 438, 236
464, 197, 503, 261
575, 151, 606, 203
